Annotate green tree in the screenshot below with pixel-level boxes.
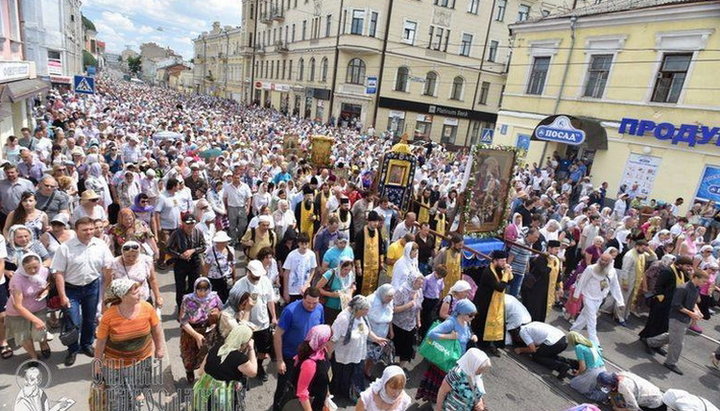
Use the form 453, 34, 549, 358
127, 56, 142, 74
83, 50, 97, 68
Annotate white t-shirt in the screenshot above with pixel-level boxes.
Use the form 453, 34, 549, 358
229, 276, 274, 330
331, 309, 369, 364
282, 249, 317, 296
519, 322, 564, 346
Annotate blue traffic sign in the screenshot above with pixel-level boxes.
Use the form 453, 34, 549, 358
73, 75, 95, 95
535, 115, 585, 145
480, 128, 494, 144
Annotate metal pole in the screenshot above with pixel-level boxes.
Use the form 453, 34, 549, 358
328, 0, 346, 123
370, 0, 395, 130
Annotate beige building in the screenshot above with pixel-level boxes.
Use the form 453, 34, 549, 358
241, 0, 565, 144
192, 22, 246, 100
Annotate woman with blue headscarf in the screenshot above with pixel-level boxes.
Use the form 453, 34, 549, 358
416, 299, 478, 403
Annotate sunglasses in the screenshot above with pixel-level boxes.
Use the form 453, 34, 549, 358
122, 244, 140, 251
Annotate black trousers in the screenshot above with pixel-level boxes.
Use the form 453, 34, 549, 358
272, 356, 297, 411
208, 277, 229, 304
532, 336, 571, 373
174, 260, 201, 308
420, 297, 438, 339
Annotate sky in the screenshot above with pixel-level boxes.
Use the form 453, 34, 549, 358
82, 0, 243, 59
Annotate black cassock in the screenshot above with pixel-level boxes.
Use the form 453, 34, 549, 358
639, 265, 685, 339
521, 255, 552, 322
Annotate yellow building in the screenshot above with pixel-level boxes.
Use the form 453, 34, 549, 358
243, 0, 564, 144
495, 0, 720, 212
193, 23, 246, 101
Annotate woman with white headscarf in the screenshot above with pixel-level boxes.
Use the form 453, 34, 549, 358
540, 219, 564, 243
662, 389, 719, 411
436, 348, 491, 411
356, 365, 412, 411
392, 271, 424, 367
391, 241, 421, 290
365, 284, 395, 378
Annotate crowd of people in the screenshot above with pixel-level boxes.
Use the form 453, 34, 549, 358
1, 73, 718, 411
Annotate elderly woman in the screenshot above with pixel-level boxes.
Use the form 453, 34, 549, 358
436, 348, 491, 411
116, 170, 142, 209
5, 254, 51, 360
179, 277, 223, 383
273, 198, 296, 240
391, 242, 421, 290
107, 208, 158, 257
71, 190, 106, 225
6, 225, 51, 271
392, 271, 424, 368
330, 295, 387, 402
94, 278, 164, 408
3, 191, 49, 240
203, 231, 235, 303
317, 257, 355, 324
365, 284, 395, 379
439, 280, 472, 320
39, 213, 75, 257
294, 324, 332, 411
417, 299, 478, 403
194, 199, 217, 245
567, 331, 606, 401
357, 365, 412, 411
565, 235, 604, 291
193, 324, 257, 411
84, 162, 112, 207
130, 193, 155, 231
106, 240, 162, 308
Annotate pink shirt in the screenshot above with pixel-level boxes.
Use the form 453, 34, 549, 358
6, 268, 49, 315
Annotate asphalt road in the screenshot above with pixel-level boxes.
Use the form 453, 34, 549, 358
1, 263, 718, 411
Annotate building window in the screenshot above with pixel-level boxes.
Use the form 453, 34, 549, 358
496, 0, 506, 21
369, 12, 378, 37
351, 10, 365, 35
526, 56, 550, 95
433, 0, 456, 8
402, 21, 417, 45
460, 33, 472, 56
282, 60, 287, 79
479, 81, 490, 104
395, 66, 409, 91
288, 60, 293, 79
468, 0, 479, 14
518, 4, 530, 21
346, 58, 365, 84
651, 53, 692, 104
302, 20, 307, 40
321, 57, 328, 82
298, 58, 304, 80
488, 40, 498, 62
450, 76, 464, 100
428, 25, 450, 51
292, 24, 296, 42
583, 54, 612, 98
423, 71, 438, 96
326, 15, 332, 37
309, 57, 316, 81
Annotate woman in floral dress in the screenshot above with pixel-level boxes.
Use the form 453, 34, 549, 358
179, 277, 223, 383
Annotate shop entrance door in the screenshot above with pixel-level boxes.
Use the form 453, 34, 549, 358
340, 103, 362, 126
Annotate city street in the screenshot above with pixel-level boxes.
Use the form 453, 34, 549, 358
1, 262, 718, 410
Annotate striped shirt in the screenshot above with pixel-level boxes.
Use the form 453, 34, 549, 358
96, 301, 159, 367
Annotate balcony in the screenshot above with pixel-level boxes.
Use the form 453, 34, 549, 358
255, 45, 266, 55
271, 7, 284, 22
260, 13, 272, 24
275, 41, 288, 53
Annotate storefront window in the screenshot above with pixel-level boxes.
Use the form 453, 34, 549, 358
415, 120, 432, 141
304, 96, 313, 118
340, 103, 362, 128
441, 124, 457, 144
388, 116, 405, 136
316, 100, 324, 121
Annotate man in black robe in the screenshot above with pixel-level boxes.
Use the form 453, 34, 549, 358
521, 240, 562, 322
639, 255, 692, 354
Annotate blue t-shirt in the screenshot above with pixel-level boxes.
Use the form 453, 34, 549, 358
574, 344, 604, 369
278, 300, 325, 358
322, 246, 355, 269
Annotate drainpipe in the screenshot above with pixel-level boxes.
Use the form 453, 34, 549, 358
463, 0, 498, 146
539, 15, 577, 166
370, 0, 395, 130
328, 0, 346, 123
225, 31, 230, 96
249, 0, 260, 105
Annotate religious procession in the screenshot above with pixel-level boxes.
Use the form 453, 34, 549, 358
0, 70, 718, 411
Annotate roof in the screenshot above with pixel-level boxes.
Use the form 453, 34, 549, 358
533, 0, 707, 21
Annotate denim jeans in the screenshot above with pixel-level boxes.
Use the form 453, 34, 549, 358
508, 273, 524, 298
65, 278, 100, 354
418, 262, 431, 276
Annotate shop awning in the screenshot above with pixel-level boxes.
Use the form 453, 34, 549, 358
2, 78, 50, 103
532, 114, 608, 150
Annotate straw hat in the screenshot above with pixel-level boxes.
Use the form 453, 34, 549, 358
80, 190, 100, 201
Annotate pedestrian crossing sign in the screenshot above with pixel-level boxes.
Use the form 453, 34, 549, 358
73, 75, 95, 95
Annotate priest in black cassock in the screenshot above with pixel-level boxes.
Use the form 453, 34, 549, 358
521, 240, 562, 322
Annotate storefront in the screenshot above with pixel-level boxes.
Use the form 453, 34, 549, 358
387, 110, 405, 136
494, 111, 720, 210
378, 97, 497, 145
0, 61, 49, 145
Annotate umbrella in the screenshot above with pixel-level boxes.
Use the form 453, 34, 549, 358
199, 148, 223, 158
152, 131, 183, 141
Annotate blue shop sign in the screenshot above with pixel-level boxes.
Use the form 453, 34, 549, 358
534, 115, 586, 145
695, 165, 720, 204
619, 118, 720, 147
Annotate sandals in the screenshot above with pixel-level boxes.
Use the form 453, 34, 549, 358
40, 342, 51, 359
1, 344, 13, 359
